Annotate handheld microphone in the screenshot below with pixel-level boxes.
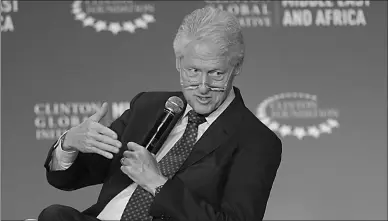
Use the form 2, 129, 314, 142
142, 96, 184, 154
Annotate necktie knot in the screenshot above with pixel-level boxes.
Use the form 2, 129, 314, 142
187, 110, 206, 125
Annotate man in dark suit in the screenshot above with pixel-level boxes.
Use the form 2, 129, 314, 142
38, 6, 282, 221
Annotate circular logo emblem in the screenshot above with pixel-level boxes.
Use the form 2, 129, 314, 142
256, 92, 339, 139
71, 1, 156, 35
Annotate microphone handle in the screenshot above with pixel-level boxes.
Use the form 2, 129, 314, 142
142, 109, 175, 154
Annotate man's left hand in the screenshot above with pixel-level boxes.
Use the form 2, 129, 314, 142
120, 142, 167, 195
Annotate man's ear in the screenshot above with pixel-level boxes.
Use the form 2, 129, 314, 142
234, 63, 243, 76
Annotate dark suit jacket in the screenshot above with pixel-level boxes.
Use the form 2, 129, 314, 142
44, 87, 282, 221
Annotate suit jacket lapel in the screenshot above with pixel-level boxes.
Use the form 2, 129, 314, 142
178, 87, 244, 172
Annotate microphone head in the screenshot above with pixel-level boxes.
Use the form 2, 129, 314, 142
165, 96, 184, 114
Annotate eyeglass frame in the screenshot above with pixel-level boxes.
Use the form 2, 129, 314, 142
177, 59, 239, 92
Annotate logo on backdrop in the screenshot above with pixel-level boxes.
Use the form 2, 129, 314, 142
71, 1, 156, 35
204, 0, 371, 28
34, 101, 130, 140
256, 92, 339, 139
205, 0, 273, 28
1, 0, 18, 32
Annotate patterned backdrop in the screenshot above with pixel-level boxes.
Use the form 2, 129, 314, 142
1, 1, 387, 220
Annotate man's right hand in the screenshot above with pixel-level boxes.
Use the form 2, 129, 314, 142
62, 102, 122, 159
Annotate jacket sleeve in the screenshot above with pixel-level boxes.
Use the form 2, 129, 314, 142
150, 132, 282, 221
43, 92, 145, 191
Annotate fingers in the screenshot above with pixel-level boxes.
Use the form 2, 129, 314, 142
124, 143, 151, 161
89, 139, 120, 155
127, 142, 143, 151
88, 146, 114, 159
89, 102, 109, 122
93, 123, 118, 140
120, 155, 133, 166
120, 154, 142, 173
89, 132, 121, 148
123, 150, 137, 159
120, 165, 131, 177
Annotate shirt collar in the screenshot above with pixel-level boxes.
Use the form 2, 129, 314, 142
182, 88, 236, 126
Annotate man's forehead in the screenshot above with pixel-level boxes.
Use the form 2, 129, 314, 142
184, 39, 224, 59
182, 39, 228, 65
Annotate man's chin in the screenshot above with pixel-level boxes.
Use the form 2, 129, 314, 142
192, 103, 213, 116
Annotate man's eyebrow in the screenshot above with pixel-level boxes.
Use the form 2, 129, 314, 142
207, 69, 223, 73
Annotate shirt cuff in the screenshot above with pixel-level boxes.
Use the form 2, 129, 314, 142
50, 131, 78, 170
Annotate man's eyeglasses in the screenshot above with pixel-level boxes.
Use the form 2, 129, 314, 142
179, 65, 235, 92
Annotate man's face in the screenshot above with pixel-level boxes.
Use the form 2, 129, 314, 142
178, 39, 237, 115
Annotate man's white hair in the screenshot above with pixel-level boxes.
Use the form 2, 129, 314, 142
173, 6, 245, 66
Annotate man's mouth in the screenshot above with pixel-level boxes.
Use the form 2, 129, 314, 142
196, 96, 211, 104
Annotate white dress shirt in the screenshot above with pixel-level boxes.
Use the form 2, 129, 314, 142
50, 89, 235, 220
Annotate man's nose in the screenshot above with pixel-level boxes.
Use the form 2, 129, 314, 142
198, 82, 210, 94
196, 73, 209, 93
